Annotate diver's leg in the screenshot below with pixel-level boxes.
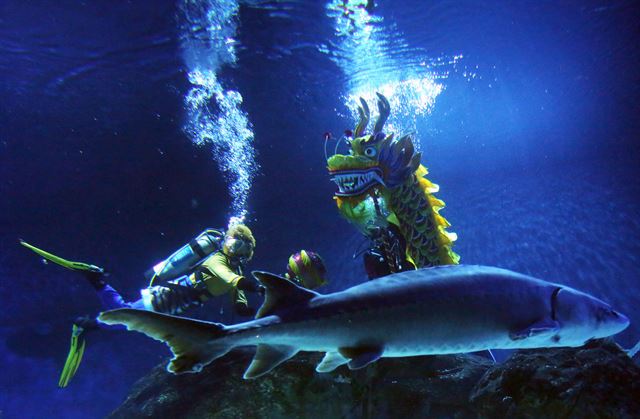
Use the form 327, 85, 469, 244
85, 277, 132, 312
95, 284, 133, 310
83, 271, 135, 311
73, 277, 135, 331
76, 287, 142, 332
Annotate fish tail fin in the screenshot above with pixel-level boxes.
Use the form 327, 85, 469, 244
627, 339, 640, 359
98, 308, 231, 374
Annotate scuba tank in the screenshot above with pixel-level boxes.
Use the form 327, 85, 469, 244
146, 228, 224, 286
141, 275, 210, 315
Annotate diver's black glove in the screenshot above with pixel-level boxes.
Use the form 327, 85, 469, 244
236, 277, 263, 293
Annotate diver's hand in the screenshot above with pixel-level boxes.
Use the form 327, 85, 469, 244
236, 277, 263, 293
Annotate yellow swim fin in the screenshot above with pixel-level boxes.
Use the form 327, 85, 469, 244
58, 324, 86, 388
20, 240, 104, 274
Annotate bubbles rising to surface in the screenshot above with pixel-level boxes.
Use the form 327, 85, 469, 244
179, 0, 239, 72
179, 0, 258, 222
184, 69, 256, 221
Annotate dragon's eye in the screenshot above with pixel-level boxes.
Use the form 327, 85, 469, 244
364, 146, 377, 157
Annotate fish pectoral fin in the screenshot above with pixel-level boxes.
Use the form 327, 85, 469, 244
509, 318, 560, 341
98, 308, 230, 374
339, 346, 384, 370
316, 351, 349, 373
243, 344, 298, 379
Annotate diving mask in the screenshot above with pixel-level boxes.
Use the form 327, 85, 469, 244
223, 236, 253, 260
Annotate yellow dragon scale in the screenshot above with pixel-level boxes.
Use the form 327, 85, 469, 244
333, 165, 459, 267
390, 166, 459, 267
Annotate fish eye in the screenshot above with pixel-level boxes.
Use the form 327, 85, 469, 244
606, 308, 620, 318
364, 146, 377, 157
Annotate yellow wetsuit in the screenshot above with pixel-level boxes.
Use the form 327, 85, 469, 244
190, 251, 248, 308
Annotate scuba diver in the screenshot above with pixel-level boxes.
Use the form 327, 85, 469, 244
325, 93, 460, 280
20, 223, 262, 387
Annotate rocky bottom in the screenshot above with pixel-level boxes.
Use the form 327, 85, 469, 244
109, 340, 639, 419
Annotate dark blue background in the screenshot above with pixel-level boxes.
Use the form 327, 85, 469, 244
1, 1, 639, 417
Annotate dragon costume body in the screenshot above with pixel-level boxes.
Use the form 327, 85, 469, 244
327, 94, 459, 270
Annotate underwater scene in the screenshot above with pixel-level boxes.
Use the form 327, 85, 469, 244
1, 0, 639, 418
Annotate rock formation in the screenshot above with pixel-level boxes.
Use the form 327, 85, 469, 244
109, 340, 639, 419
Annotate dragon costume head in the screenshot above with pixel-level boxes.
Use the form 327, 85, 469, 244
327, 93, 422, 196
326, 93, 459, 268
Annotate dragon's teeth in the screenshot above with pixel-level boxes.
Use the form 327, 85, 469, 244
332, 170, 380, 194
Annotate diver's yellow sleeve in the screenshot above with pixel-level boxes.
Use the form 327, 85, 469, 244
196, 252, 243, 296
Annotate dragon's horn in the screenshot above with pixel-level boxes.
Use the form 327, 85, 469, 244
354, 97, 370, 137
373, 93, 390, 134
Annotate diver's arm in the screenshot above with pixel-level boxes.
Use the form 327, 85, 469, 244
198, 252, 263, 296
236, 277, 265, 295
198, 253, 244, 296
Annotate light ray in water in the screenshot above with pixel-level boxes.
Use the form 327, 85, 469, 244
179, 0, 257, 223
325, 0, 463, 136
345, 77, 444, 135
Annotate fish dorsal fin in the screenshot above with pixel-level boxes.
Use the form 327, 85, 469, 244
252, 271, 320, 319
243, 344, 298, 379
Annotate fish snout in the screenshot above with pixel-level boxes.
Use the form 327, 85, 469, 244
612, 310, 630, 329
555, 288, 630, 341
596, 306, 630, 335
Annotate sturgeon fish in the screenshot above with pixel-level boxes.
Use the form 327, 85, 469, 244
99, 265, 630, 379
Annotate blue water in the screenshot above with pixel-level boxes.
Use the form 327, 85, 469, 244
1, 1, 639, 418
